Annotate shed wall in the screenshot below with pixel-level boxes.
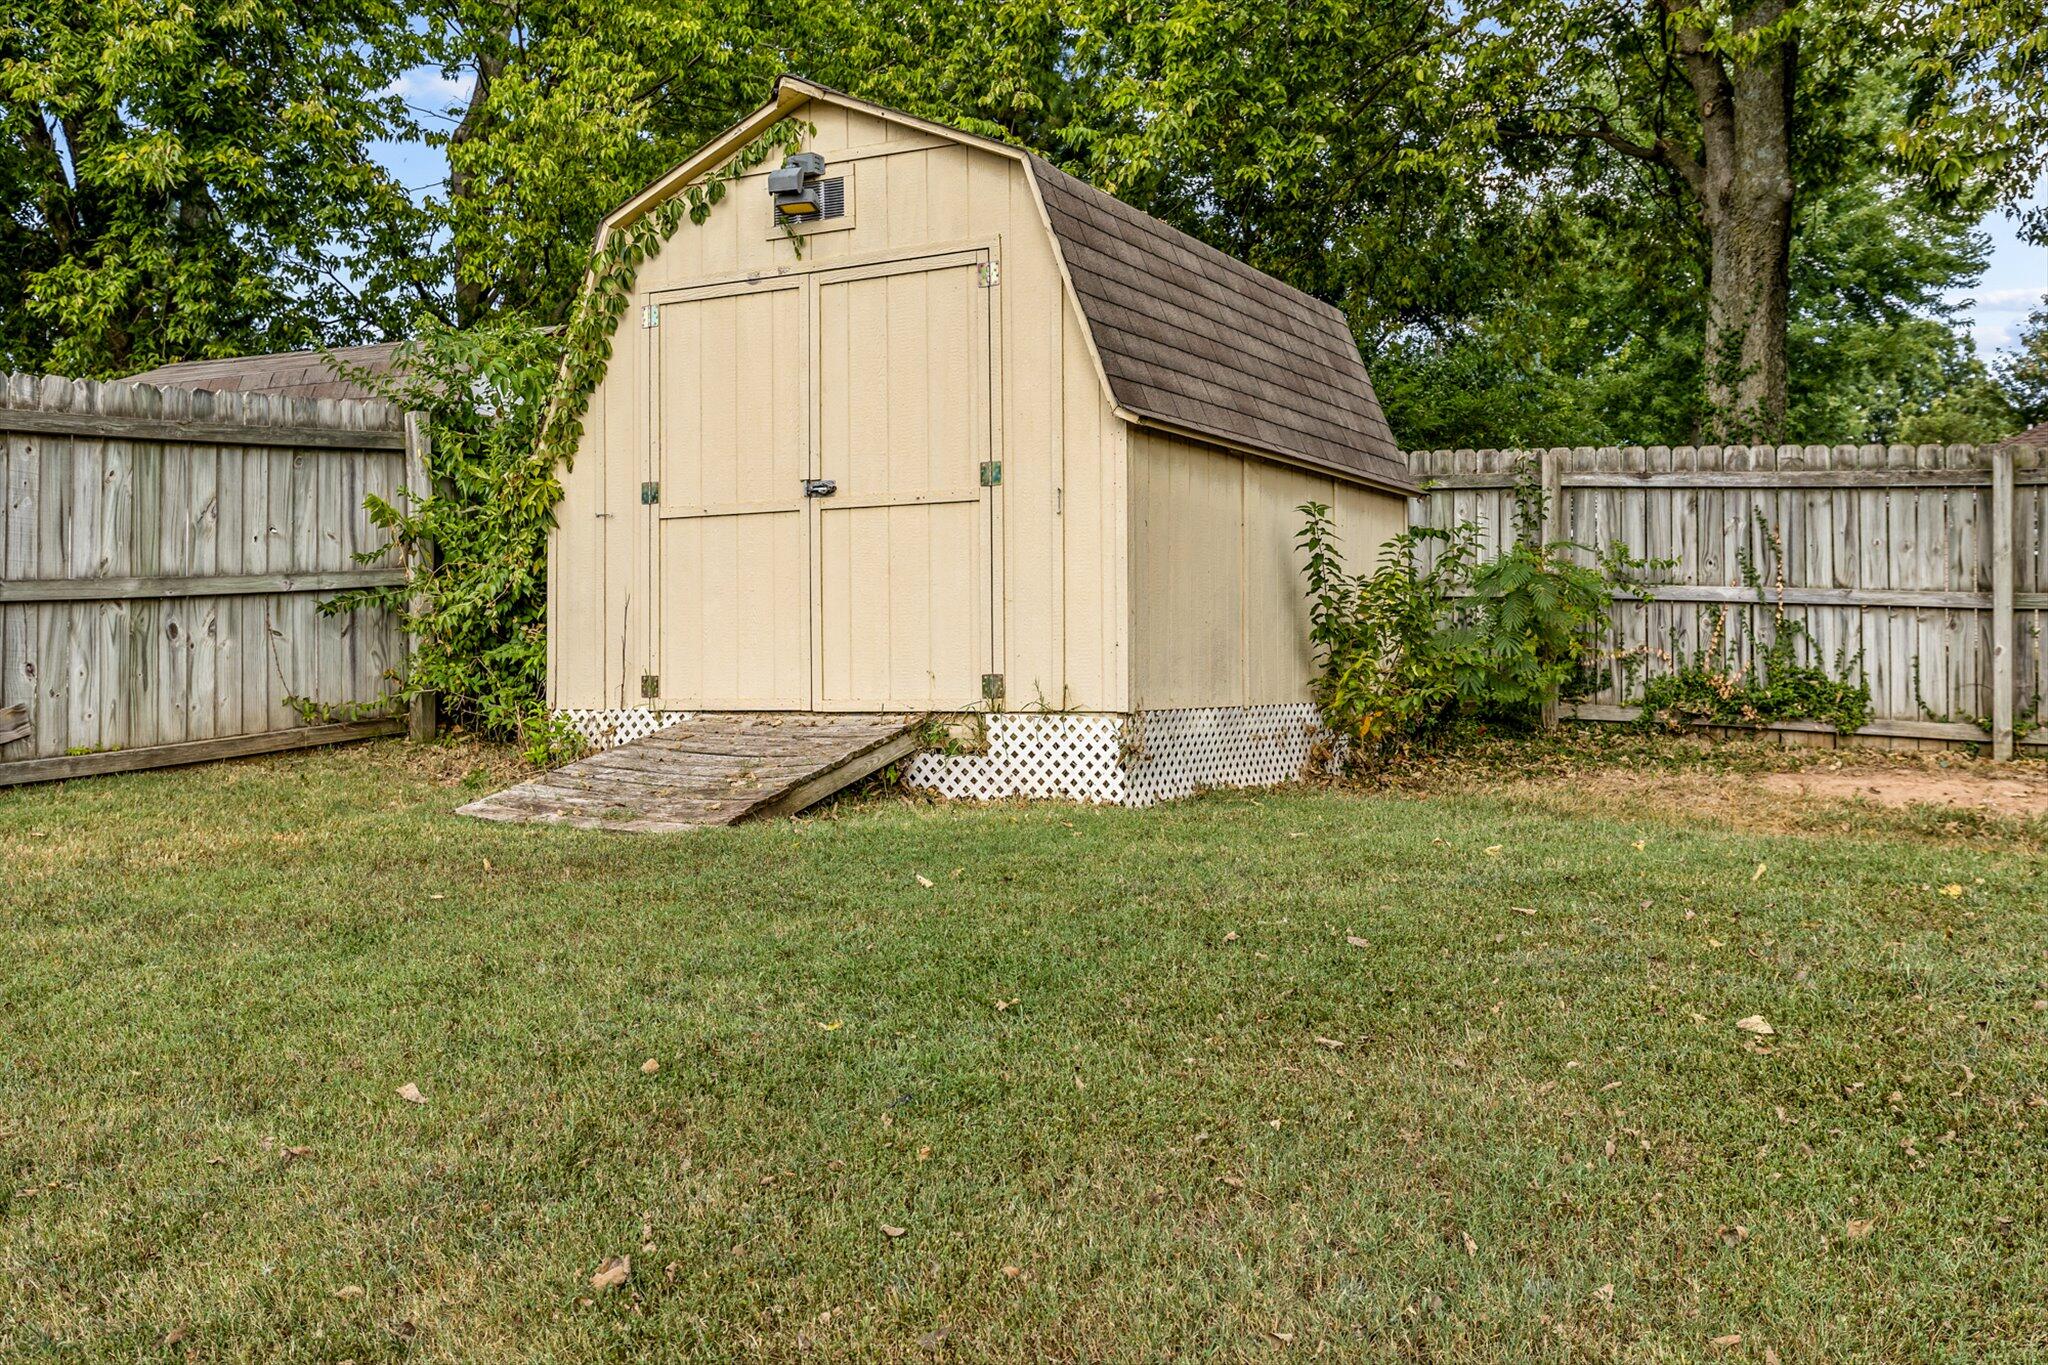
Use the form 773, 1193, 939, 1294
1128, 427, 1407, 709
548, 98, 1128, 714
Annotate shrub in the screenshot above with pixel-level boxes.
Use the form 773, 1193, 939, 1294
1632, 512, 1871, 735
1298, 490, 1653, 768
324, 315, 580, 761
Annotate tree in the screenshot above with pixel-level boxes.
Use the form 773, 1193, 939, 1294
391, 0, 785, 327
0, 0, 414, 376
1998, 297, 2048, 429
1442, 0, 2046, 442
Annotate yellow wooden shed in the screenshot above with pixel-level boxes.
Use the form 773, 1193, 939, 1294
547, 78, 1414, 805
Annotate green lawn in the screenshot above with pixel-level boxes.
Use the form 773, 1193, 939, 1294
3, 739, 2044, 1361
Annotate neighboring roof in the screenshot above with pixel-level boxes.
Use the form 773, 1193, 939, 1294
125, 342, 402, 403
602, 76, 1414, 494
1028, 158, 1409, 490
2013, 421, 2048, 446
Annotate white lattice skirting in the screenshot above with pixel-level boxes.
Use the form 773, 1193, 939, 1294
557, 708, 688, 750
903, 704, 1322, 808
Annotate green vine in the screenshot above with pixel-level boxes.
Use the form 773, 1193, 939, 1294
537, 119, 811, 476
1633, 510, 1872, 734
308, 120, 810, 760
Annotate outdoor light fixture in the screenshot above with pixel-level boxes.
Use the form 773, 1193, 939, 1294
769, 152, 827, 219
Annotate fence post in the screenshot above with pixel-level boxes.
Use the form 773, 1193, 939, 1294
1990, 444, 2015, 761
403, 410, 438, 744
1540, 447, 1564, 729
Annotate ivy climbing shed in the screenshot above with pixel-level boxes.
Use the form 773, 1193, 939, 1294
547, 77, 1414, 804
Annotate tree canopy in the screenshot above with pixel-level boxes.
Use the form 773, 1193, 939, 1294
3, 0, 2042, 447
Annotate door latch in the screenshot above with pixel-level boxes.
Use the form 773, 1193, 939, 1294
803, 478, 838, 497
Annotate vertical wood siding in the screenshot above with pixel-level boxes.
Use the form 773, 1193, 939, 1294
1, 374, 413, 783
1127, 427, 1408, 709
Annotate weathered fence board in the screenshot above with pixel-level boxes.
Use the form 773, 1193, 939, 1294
1406, 443, 2047, 755
1, 373, 423, 785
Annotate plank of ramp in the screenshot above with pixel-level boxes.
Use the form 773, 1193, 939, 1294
457, 713, 922, 831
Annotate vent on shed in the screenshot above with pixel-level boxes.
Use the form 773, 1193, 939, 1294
818, 175, 846, 220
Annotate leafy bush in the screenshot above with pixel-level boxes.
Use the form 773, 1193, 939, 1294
1298, 495, 1651, 767
1632, 513, 1872, 735
326, 315, 580, 760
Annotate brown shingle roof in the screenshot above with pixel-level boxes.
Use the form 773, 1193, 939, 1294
125, 342, 403, 403
2013, 421, 2048, 447
1028, 157, 1412, 492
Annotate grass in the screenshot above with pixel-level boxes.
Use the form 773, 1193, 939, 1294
3, 738, 2045, 1362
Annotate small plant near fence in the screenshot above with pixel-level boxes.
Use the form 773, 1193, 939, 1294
1631, 510, 1872, 735
1298, 469, 1658, 769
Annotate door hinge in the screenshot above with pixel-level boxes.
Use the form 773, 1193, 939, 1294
978, 262, 1000, 288
979, 460, 1002, 487
641, 481, 659, 504
641, 303, 660, 328
640, 673, 660, 699
981, 673, 1005, 703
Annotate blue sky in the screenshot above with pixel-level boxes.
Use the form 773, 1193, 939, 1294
372, 66, 2045, 356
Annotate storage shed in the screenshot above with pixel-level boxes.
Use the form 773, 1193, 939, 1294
548, 78, 1414, 804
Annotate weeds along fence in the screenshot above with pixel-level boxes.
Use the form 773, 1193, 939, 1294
1406, 444, 2046, 757
1, 373, 431, 787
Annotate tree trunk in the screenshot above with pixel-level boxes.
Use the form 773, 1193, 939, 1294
1675, 2, 1796, 442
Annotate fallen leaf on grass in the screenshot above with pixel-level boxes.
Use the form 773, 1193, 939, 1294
334, 1285, 365, 1301
817, 1020, 844, 1032
1218, 1175, 1245, 1189
281, 1145, 312, 1163
1718, 1224, 1749, 1247
1752, 862, 1767, 883
1460, 1231, 1478, 1257
1845, 1217, 1875, 1240
1593, 1283, 1614, 1304
590, 1256, 631, 1291
1710, 1334, 1742, 1350
162, 1327, 188, 1346
1765, 1350, 1783, 1365
1735, 1015, 1775, 1036
1001, 1264, 1022, 1279
395, 1082, 426, 1105
1314, 1037, 1346, 1051
918, 1328, 952, 1349
1938, 882, 1963, 897
1511, 906, 1537, 917
915, 875, 934, 889
641, 1058, 660, 1075
1271, 1330, 1296, 1344
881, 1224, 907, 1239
1222, 930, 1240, 943
1345, 935, 1370, 948
1484, 845, 1503, 857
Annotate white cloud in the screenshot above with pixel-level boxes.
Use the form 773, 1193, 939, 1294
1945, 286, 2044, 351
382, 66, 474, 116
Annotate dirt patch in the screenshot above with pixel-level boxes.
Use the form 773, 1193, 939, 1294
1758, 768, 2048, 819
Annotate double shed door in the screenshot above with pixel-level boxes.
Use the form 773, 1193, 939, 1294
650, 249, 996, 712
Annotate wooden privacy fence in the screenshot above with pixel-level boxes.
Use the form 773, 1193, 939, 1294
1407, 443, 2047, 757
1, 373, 429, 787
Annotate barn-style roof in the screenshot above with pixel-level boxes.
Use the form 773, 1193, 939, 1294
125, 343, 402, 403
1029, 159, 1408, 490
603, 77, 1415, 494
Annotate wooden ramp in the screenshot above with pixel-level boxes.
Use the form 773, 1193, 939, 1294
458, 713, 922, 833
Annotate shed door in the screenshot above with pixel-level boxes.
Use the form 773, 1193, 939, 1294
652, 281, 812, 709
812, 254, 994, 711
